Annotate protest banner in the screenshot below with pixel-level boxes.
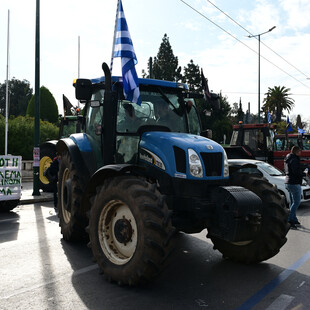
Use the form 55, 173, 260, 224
0, 155, 22, 201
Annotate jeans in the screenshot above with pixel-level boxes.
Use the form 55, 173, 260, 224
285, 184, 301, 222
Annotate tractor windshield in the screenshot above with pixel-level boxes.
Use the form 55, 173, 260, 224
115, 88, 201, 164
116, 90, 188, 133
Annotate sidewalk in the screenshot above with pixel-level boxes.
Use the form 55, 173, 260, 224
20, 181, 53, 204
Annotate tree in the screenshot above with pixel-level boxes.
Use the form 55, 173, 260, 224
152, 34, 182, 81
0, 115, 58, 159
26, 86, 59, 123
197, 93, 232, 143
182, 60, 201, 91
0, 78, 33, 117
262, 86, 295, 122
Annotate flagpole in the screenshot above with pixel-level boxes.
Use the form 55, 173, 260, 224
110, 0, 120, 73
77, 35, 80, 109
5, 10, 10, 156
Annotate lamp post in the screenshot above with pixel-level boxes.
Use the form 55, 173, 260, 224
248, 26, 276, 123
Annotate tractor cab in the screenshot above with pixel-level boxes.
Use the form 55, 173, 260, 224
228, 123, 274, 161
76, 75, 203, 171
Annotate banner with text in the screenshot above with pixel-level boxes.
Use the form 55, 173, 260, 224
0, 155, 22, 201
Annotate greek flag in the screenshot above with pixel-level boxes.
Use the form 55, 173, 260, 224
298, 126, 306, 134
111, 0, 141, 105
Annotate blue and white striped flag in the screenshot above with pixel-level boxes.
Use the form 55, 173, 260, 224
111, 0, 141, 105
298, 126, 306, 134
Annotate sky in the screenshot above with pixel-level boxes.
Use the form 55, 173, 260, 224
1, 0, 310, 125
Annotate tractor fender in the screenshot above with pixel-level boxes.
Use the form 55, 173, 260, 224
56, 138, 91, 189
40, 140, 58, 148
82, 164, 145, 212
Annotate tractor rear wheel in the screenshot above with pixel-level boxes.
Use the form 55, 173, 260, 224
208, 172, 289, 263
88, 175, 174, 285
39, 143, 56, 192
58, 152, 88, 242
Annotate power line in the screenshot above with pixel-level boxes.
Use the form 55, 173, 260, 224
205, 0, 310, 80
224, 91, 310, 96
179, 0, 310, 90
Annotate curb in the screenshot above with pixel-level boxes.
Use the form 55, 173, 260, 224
20, 196, 54, 205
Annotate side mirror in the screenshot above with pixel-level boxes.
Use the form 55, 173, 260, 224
201, 129, 212, 139
74, 79, 92, 101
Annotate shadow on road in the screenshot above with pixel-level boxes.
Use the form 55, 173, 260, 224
0, 211, 20, 243
58, 231, 307, 310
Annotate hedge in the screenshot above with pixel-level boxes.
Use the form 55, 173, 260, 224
26, 86, 59, 123
0, 115, 58, 160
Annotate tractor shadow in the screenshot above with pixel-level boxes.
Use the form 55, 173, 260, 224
60, 230, 310, 310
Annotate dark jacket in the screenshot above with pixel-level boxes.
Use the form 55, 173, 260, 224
284, 153, 303, 184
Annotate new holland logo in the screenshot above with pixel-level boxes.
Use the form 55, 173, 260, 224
206, 145, 213, 150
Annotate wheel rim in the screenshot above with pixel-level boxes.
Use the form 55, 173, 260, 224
98, 200, 138, 265
61, 168, 71, 224
39, 156, 52, 184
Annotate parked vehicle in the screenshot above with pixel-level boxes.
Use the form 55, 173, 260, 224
225, 122, 310, 171
228, 159, 310, 207
39, 95, 82, 192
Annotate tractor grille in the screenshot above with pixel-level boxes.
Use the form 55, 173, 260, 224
173, 146, 223, 177
200, 152, 223, 176
173, 146, 186, 173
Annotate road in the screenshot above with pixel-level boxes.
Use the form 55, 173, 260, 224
1, 201, 310, 310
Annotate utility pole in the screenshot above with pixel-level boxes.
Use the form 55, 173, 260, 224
33, 0, 40, 196
248, 26, 276, 123
5, 10, 10, 155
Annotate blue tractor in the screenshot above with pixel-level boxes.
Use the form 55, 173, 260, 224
56, 63, 289, 285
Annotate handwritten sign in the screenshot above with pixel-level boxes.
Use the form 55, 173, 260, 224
0, 155, 22, 201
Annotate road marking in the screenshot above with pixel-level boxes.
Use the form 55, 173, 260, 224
236, 250, 310, 310
265, 294, 295, 310
0, 264, 98, 300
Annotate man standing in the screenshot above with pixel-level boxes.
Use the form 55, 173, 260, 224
284, 146, 305, 229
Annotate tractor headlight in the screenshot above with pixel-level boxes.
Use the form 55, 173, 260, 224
188, 148, 203, 178
223, 151, 229, 177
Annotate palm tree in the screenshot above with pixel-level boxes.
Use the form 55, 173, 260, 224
262, 86, 295, 122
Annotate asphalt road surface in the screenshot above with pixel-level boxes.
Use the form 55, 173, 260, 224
1, 201, 310, 310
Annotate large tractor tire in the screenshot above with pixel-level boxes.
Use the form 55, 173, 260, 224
88, 175, 175, 286
39, 143, 56, 192
208, 172, 289, 263
58, 152, 88, 242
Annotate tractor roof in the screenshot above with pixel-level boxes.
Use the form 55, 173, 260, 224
90, 76, 188, 90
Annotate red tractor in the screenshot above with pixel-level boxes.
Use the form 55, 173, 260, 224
225, 123, 310, 171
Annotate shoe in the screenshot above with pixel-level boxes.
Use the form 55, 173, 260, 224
290, 220, 301, 225
289, 221, 298, 229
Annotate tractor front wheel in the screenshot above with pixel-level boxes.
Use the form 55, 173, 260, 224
88, 175, 174, 285
208, 172, 289, 263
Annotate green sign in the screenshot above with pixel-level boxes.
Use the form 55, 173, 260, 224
0, 155, 22, 201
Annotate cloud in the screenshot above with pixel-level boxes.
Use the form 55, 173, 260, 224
280, 0, 310, 30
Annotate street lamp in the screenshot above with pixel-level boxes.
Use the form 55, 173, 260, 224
248, 26, 276, 123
